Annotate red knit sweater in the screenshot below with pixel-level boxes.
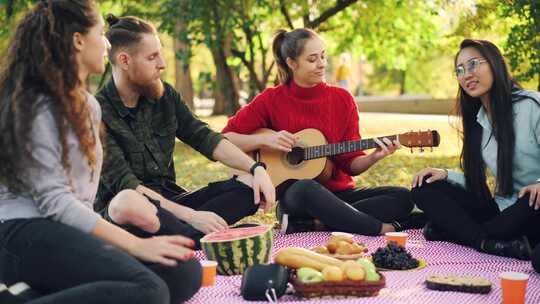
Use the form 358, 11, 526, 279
223, 80, 365, 192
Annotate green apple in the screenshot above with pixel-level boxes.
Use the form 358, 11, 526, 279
297, 267, 324, 283
365, 269, 381, 282
356, 258, 376, 272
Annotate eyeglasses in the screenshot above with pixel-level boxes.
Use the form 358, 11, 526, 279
455, 58, 487, 78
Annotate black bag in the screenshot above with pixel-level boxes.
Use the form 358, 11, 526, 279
240, 264, 289, 301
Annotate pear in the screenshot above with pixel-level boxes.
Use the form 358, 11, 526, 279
297, 267, 324, 283
365, 269, 381, 282
345, 265, 365, 281
356, 258, 376, 272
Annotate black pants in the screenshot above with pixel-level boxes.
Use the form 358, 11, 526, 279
279, 179, 413, 235
112, 178, 258, 248
533, 245, 540, 273
0, 218, 201, 304
411, 180, 540, 248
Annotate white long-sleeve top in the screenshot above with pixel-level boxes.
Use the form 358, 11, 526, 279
0, 92, 103, 233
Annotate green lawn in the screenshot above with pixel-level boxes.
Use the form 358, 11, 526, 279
173, 113, 463, 226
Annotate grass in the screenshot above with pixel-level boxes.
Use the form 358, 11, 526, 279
173, 113, 464, 226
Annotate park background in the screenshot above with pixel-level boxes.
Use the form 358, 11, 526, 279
1, 0, 538, 225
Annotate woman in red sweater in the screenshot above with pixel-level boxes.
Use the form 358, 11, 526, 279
223, 28, 414, 235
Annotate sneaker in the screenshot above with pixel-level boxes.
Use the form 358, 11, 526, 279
480, 236, 533, 261
392, 211, 428, 232
279, 214, 317, 234
10, 282, 40, 302
0, 283, 27, 304
532, 244, 540, 272
276, 204, 326, 234
422, 221, 451, 241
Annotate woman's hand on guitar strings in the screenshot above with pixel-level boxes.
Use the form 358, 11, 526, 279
371, 137, 401, 161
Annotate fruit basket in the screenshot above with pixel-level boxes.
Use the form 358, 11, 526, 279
290, 270, 386, 298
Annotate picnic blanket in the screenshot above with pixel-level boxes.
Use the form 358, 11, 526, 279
188, 229, 540, 304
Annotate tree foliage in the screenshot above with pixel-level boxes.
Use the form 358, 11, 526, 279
500, 0, 539, 90
1, 0, 538, 111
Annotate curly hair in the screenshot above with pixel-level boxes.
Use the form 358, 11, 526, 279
0, 0, 99, 193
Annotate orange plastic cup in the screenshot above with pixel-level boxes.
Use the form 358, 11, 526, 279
385, 232, 408, 247
500, 271, 529, 304
200, 260, 218, 287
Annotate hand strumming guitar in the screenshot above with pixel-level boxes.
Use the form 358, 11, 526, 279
259, 130, 299, 152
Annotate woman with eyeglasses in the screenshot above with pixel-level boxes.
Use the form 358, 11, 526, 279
411, 39, 540, 260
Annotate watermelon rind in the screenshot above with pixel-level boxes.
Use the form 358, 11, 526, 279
200, 225, 273, 275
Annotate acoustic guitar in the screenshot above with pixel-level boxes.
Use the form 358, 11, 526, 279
243, 128, 440, 194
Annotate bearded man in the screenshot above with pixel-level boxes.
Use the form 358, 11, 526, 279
95, 15, 274, 247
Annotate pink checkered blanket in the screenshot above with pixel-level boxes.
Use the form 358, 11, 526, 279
187, 229, 539, 304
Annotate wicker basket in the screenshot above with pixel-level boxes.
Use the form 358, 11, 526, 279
291, 271, 386, 298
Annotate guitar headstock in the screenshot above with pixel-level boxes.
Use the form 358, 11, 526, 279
398, 130, 440, 148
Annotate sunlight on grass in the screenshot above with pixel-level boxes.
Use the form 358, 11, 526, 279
174, 113, 464, 225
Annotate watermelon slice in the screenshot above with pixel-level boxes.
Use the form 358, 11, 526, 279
200, 225, 273, 275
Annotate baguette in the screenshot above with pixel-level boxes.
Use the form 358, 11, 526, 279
275, 253, 330, 270
274, 247, 344, 270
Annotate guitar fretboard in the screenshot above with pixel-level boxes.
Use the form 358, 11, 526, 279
303, 135, 398, 160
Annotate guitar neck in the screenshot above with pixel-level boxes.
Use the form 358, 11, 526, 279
304, 135, 398, 160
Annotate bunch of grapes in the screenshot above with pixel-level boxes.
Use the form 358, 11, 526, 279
372, 242, 419, 270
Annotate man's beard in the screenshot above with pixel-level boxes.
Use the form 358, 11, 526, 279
133, 78, 165, 101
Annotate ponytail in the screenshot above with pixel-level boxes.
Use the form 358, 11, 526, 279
272, 30, 289, 84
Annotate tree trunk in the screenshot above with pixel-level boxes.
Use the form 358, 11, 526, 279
211, 47, 240, 116
399, 70, 406, 95
174, 22, 194, 110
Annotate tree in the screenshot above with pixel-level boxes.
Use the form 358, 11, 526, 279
161, 0, 361, 114
173, 17, 195, 109
0, 0, 35, 48
500, 1, 540, 90
323, 0, 441, 95
230, 0, 276, 100
159, 0, 240, 115
230, 0, 360, 99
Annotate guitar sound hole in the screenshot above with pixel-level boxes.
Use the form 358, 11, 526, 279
286, 147, 305, 165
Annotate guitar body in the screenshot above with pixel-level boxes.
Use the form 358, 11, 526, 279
257, 128, 332, 188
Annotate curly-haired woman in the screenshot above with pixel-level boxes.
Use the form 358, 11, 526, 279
0, 1, 201, 303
